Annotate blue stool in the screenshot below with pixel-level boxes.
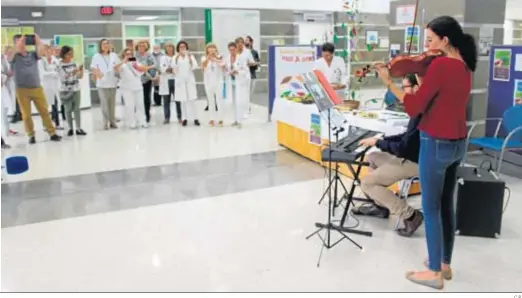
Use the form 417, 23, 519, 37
5, 156, 29, 175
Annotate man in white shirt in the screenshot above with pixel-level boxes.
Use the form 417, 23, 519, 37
313, 42, 348, 100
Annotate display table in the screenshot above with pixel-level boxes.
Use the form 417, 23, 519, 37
272, 97, 421, 195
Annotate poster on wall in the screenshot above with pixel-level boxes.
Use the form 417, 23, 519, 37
54, 35, 84, 66
514, 79, 522, 105
404, 26, 420, 53
514, 54, 522, 72
492, 48, 512, 81
478, 27, 494, 57
87, 43, 98, 57
275, 46, 317, 104
309, 113, 322, 145
396, 5, 416, 25
390, 44, 401, 58
365, 31, 379, 46
268, 45, 319, 116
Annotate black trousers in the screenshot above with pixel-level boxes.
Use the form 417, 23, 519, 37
153, 85, 162, 106
142, 80, 152, 123
51, 97, 65, 127
10, 101, 22, 122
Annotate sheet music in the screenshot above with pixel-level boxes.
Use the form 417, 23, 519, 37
301, 71, 334, 112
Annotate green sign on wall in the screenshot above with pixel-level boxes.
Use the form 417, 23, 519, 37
204, 9, 212, 44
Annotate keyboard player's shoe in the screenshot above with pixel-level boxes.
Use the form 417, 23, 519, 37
352, 204, 390, 219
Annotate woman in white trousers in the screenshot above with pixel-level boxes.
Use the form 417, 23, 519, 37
223, 41, 250, 128
115, 48, 154, 129
39, 45, 63, 129
201, 43, 224, 126
172, 40, 200, 127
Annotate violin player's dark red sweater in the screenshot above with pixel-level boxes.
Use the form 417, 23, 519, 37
403, 56, 472, 140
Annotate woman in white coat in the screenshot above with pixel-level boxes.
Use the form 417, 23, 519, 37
223, 41, 250, 128
1, 67, 12, 148
172, 40, 200, 127
114, 48, 154, 129
201, 43, 224, 126
158, 43, 178, 124
39, 45, 63, 129
91, 39, 120, 130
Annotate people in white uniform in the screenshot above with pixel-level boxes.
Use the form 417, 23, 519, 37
1, 48, 17, 140
172, 40, 200, 127
201, 43, 224, 127
91, 39, 120, 130
223, 41, 250, 128
1, 62, 12, 146
114, 48, 152, 129
158, 43, 177, 124
313, 42, 348, 101
39, 45, 63, 129
3, 46, 20, 123
234, 37, 254, 119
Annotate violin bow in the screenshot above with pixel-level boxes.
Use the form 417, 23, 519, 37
407, 0, 421, 55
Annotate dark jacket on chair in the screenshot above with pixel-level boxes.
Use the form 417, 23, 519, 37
375, 115, 421, 163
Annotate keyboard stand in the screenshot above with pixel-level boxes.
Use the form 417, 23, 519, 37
316, 147, 374, 236
338, 150, 374, 231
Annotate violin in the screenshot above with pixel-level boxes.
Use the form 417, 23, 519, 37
355, 50, 445, 79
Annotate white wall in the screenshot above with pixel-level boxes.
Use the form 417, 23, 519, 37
506, 0, 522, 20
504, 19, 514, 45
1, 0, 391, 13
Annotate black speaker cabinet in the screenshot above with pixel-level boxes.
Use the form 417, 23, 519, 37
456, 166, 505, 238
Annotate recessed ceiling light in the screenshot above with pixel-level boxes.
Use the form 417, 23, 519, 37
31, 11, 43, 18
136, 16, 158, 21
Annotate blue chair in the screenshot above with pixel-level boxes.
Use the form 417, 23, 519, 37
465, 105, 522, 173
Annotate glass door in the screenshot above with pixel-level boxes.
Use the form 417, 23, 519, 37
122, 22, 180, 53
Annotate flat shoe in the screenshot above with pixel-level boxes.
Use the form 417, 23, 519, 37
424, 260, 453, 280
405, 271, 443, 290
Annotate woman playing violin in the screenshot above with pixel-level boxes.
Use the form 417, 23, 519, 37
375, 16, 477, 290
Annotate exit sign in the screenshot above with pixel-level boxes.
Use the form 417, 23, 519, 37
100, 6, 114, 16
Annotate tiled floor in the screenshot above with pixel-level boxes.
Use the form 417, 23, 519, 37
2, 101, 279, 182
1, 101, 522, 292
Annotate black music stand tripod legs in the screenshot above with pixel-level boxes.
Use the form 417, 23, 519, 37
317, 165, 350, 210
306, 221, 365, 267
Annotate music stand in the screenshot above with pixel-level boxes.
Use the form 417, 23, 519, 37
301, 71, 367, 267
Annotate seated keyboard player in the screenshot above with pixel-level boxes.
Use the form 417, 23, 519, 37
353, 74, 424, 237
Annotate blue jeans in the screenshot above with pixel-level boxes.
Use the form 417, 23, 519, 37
419, 131, 466, 272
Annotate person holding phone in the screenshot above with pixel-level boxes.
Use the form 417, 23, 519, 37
115, 48, 150, 129
58, 46, 86, 137
173, 40, 200, 127
223, 41, 249, 128
135, 40, 157, 124
201, 43, 224, 126
11, 34, 61, 144
91, 38, 120, 130
234, 37, 254, 119
158, 43, 179, 124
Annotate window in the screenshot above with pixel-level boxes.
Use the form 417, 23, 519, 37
124, 25, 150, 39
122, 23, 180, 52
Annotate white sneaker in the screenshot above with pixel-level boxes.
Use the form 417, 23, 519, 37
129, 124, 137, 129
141, 123, 149, 128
